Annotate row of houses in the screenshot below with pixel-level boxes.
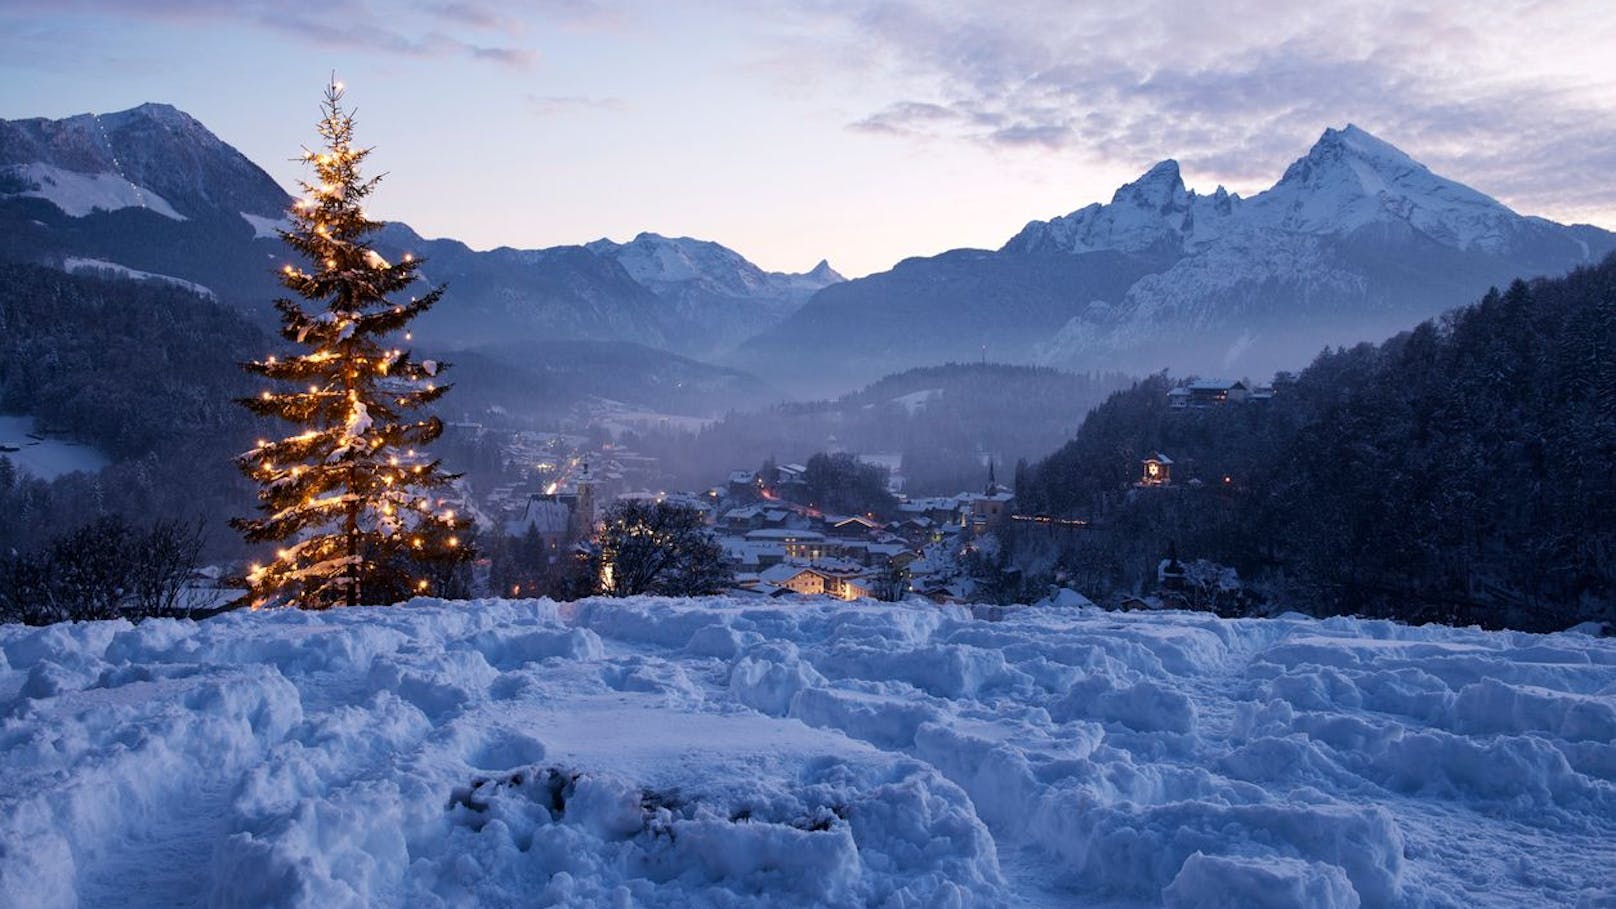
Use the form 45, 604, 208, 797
715, 468, 1014, 601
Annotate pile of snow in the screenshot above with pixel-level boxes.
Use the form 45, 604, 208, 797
2, 597, 1613, 907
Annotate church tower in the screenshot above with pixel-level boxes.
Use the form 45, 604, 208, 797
574, 459, 596, 540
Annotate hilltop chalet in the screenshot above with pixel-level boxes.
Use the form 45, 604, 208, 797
1167, 380, 1274, 409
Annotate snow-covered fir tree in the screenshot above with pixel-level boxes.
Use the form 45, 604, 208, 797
233, 81, 472, 609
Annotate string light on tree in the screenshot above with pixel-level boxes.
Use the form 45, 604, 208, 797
232, 78, 473, 610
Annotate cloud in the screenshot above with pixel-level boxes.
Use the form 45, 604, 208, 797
784, 0, 1616, 220
850, 101, 963, 135
420, 0, 624, 31
1, 0, 540, 68
523, 93, 627, 116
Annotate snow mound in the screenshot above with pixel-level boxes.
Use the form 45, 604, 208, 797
2, 597, 1613, 907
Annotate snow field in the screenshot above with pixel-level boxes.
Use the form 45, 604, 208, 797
1, 598, 1613, 907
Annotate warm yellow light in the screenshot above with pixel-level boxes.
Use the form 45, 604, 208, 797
448, 537, 460, 547
416, 579, 428, 591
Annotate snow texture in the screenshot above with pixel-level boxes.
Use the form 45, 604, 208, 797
62, 257, 216, 299
2, 162, 185, 221
1, 598, 1613, 908
241, 212, 291, 240
0, 414, 111, 480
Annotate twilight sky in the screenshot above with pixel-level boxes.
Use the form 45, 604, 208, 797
2, 0, 1613, 277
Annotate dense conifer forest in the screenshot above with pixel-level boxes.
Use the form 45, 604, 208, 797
1015, 254, 1616, 630
0, 264, 262, 555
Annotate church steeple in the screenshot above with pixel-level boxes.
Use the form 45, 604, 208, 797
574, 458, 596, 540
986, 459, 1002, 496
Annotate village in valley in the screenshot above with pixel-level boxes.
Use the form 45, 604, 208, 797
453, 375, 1277, 612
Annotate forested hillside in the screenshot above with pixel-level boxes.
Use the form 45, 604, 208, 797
1016, 255, 1616, 629
0, 264, 264, 555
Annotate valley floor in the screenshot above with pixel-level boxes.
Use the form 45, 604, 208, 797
1, 598, 1613, 907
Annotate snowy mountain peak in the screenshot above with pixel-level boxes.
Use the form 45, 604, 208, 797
1252, 124, 1520, 250
100, 102, 202, 132
1005, 158, 1237, 256
1005, 125, 1550, 259
1112, 159, 1187, 209
804, 259, 843, 283
586, 232, 841, 300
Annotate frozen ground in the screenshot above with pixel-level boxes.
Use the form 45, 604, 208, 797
0, 415, 111, 481
1, 597, 1613, 908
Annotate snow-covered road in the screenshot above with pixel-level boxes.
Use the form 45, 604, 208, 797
2, 598, 1612, 907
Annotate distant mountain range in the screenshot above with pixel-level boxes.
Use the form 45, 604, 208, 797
739, 125, 1616, 390
0, 103, 841, 369
2, 105, 1612, 399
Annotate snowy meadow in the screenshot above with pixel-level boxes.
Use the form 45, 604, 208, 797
1, 598, 1613, 908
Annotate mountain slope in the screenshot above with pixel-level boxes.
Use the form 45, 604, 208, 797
0, 104, 830, 363
743, 125, 1616, 386
731, 247, 1165, 394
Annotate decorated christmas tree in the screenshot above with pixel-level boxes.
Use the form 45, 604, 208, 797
234, 81, 472, 609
